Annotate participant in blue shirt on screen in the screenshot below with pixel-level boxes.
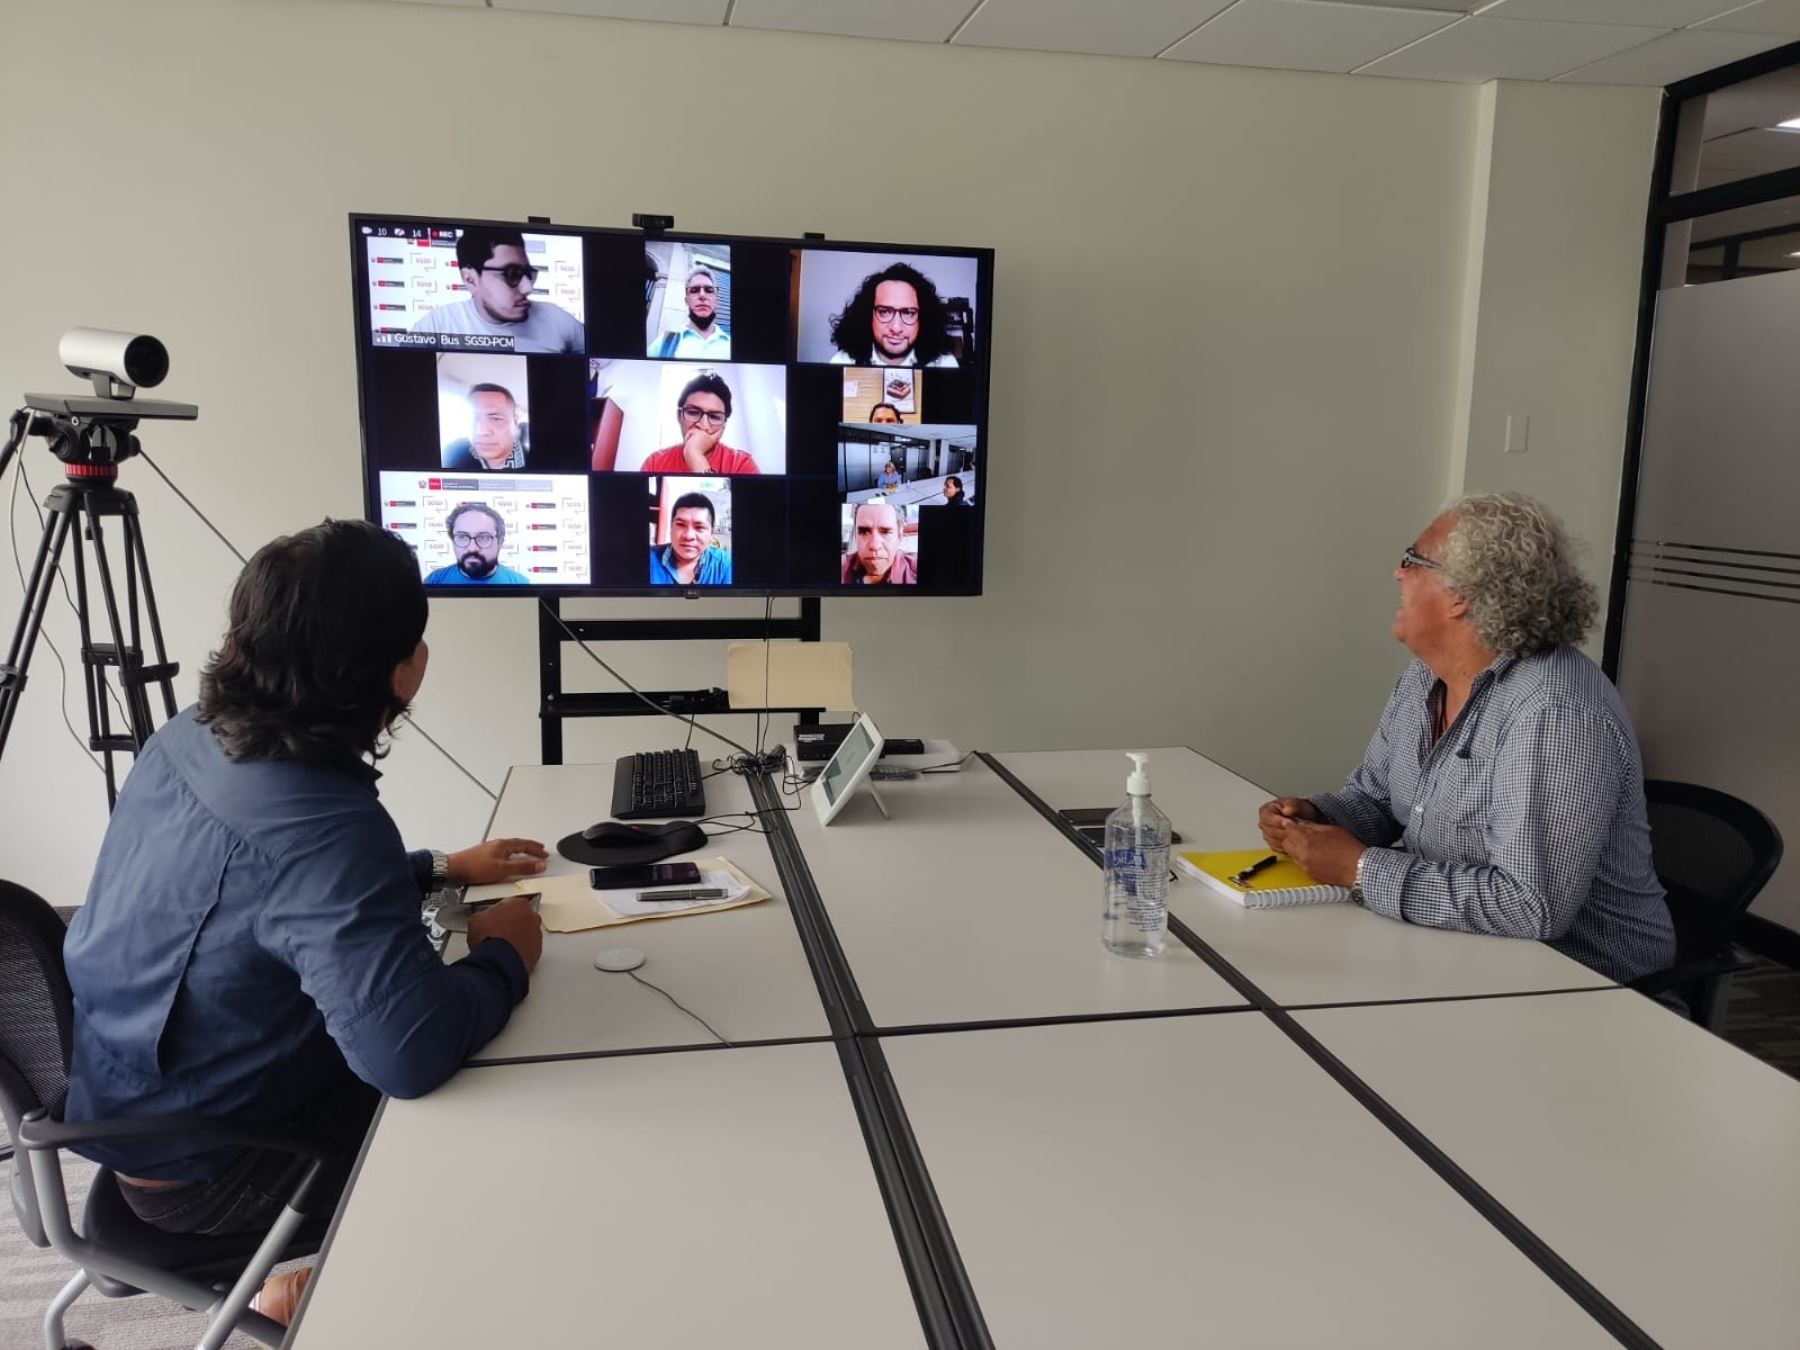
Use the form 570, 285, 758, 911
63, 520, 548, 1271
649, 492, 732, 585
422, 502, 530, 585
650, 266, 731, 359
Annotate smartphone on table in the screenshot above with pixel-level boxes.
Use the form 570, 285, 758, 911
588, 862, 703, 890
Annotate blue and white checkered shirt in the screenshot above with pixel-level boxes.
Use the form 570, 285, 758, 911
1310, 646, 1674, 985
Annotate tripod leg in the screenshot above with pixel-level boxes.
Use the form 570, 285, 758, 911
121, 504, 179, 721
60, 504, 119, 803
78, 496, 155, 804
0, 504, 78, 761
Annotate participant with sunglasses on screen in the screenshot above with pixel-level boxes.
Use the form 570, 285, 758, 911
638, 371, 761, 475
828, 262, 960, 369
423, 502, 529, 586
651, 265, 732, 359
409, 226, 585, 355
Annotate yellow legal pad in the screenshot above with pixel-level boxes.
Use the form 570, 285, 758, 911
1174, 850, 1354, 908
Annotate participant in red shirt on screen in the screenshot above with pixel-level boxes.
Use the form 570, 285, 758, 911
638, 371, 761, 476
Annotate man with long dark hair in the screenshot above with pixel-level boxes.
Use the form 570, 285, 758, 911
828, 262, 960, 368
62, 520, 547, 1318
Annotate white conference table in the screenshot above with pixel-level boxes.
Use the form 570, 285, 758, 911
994, 747, 1619, 1006
289, 730, 1792, 1350
288, 1043, 924, 1350
881, 1013, 1617, 1350
783, 756, 1248, 1027
450, 758, 832, 1060
1297, 990, 1800, 1350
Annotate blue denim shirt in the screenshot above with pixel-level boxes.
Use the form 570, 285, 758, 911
63, 707, 527, 1180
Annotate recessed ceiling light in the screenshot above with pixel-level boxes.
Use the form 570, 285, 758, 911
1778, 117, 1800, 132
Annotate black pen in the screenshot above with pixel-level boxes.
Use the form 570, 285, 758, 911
639, 887, 730, 903
1230, 855, 1280, 887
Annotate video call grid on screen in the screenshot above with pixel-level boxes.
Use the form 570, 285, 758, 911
352, 213, 993, 597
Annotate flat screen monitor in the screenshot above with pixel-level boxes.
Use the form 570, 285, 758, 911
349, 214, 993, 597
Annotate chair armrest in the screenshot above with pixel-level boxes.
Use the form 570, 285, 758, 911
1627, 948, 1755, 999
16, 1108, 340, 1162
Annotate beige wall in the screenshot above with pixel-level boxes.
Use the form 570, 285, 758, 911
1449, 78, 1663, 643
0, 0, 1657, 905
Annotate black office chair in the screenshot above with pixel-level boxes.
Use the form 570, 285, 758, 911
1627, 781, 1785, 1031
0, 880, 335, 1350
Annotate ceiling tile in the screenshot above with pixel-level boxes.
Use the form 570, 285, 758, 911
492, 0, 730, 22
729, 0, 975, 42
1163, 0, 1460, 73
385, 0, 486, 7
1477, 0, 1746, 25
1310, 0, 1470, 8
1696, 0, 1800, 35
1357, 15, 1666, 80
1556, 26, 1789, 82
951, 0, 1237, 59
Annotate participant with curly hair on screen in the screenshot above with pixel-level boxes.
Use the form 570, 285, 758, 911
828, 262, 960, 369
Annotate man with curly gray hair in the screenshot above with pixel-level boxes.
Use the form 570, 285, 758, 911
1258, 493, 1675, 988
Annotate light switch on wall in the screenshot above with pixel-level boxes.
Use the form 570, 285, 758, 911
1504, 413, 1530, 454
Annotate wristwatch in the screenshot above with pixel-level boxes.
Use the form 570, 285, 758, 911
1351, 848, 1370, 905
428, 849, 451, 892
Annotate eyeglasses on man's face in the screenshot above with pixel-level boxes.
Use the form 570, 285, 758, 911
1400, 545, 1442, 571
477, 264, 538, 287
873, 305, 920, 325
678, 404, 729, 429
452, 531, 498, 549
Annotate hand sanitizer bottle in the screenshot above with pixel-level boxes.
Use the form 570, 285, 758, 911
1102, 752, 1171, 958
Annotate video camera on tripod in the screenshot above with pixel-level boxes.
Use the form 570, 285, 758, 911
1, 330, 198, 806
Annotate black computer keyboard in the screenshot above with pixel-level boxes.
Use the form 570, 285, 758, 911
611, 748, 708, 820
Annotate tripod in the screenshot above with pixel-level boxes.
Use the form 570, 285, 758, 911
1, 412, 183, 809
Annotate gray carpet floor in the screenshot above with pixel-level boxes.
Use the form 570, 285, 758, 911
0, 1156, 287, 1350
6, 961, 1797, 1347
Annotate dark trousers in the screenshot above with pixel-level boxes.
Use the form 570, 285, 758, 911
118, 1077, 381, 1237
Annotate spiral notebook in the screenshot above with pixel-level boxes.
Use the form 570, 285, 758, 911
1174, 850, 1354, 909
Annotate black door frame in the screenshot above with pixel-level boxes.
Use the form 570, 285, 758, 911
1603, 38, 1800, 676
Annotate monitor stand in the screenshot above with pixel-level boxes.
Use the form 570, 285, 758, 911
536, 596, 825, 765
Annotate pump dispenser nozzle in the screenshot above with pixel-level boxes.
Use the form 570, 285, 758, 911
1126, 752, 1151, 796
